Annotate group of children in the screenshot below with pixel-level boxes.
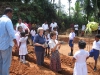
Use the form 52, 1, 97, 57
69, 28, 100, 75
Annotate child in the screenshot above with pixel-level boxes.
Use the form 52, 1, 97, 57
45, 29, 50, 57
89, 34, 100, 71
30, 27, 36, 45
53, 27, 58, 40
68, 28, 75, 56
73, 40, 89, 75
49, 31, 61, 72
19, 32, 28, 63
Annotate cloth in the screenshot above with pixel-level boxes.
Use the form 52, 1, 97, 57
42, 23, 49, 31
49, 39, 59, 50
34, 34, 45, 52
50, 22, 58, 31
19, 36, 28, 55
73, 49, 89, 75
0, 46, 12, 75
0, 15, 15, 50
69, 40, 73, 47
16, 23, 28, 32
74, 24, 79, 30
89, 49, 99, 60
50, 50, 61, 72
92, 41, 100, 50
69, 32, 75, 40
30, 30, 36, 36
35, 51, 44, 65
15, 31, 20, 46
82, 25, 85, 31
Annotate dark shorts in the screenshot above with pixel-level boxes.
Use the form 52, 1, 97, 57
69, 40, 73, 47
89, 49, 99, 60
31, 36, 34, 41
46, 41, 50, 49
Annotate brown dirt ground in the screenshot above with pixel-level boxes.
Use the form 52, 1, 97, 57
10, 35, 100, 75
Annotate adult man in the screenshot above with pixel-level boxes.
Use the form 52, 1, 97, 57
50, 20, 58, 31
74, 24, 79, 36
42, 21, 49, 31
0, 8, 18, 75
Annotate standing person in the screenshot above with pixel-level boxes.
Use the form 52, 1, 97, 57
19, 32, 28, 63
68, 28, 75, 56
53, 27, 58, 40
15, 26, 23, 46
34, 27, 46, 66
0, 7, 18, 75
45, 29, 50, 57
30, 27, 36, 45
81, 25, 86, 37
42, 21, 49, 31
98, 24, 100, 34
73, 40, 89, 75
49, 31, 61, 72
74, 24, 79, 36
50, 19, 58, 31
89, 34, 100, 71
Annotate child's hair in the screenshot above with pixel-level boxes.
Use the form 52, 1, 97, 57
50, 31, 56, 39
20, 32, 26, 37
53, 27, 57, 30
18, 26, 22, 30
95, 34, 100, 38
78, 40, 86, 49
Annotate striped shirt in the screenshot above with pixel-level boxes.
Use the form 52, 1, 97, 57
0, 15, 15, 50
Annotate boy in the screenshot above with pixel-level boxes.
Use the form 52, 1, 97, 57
89, 34, 100, 71
68, 28, 75, 56
73, 40, 89, 75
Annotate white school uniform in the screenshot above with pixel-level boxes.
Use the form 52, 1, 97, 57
69, 32, 75, 40
30, 30, 36, 36
82, 25, 85, 31
42, 23, 49, 31
92, 41, 100, 50
15, 31, 20, 46
73, 49, 89, 75
45, 33, 50, 42
50, 22, 58, 31
74, 24, 79, 30
19, 36, 28, 55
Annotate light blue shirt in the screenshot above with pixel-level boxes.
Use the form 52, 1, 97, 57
0, 15, 15, 50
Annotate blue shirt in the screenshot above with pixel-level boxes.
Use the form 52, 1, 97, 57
0, 15, 15, 50
34, 34, 45, 52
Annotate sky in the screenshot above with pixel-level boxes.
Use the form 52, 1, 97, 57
55, 0, 76, 13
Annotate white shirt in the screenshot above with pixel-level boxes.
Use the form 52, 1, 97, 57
98, 26, 100, 30
50, 22, 58, 31
16, 23, 28, 32
82, 25, 85, 31
42, 23, 49, 31
15, 31, 20, 46
92, 41, 100, 50
74, 24, 79, 30
30, 30, 36, 36
69, 32, 75, 40
45, 33, 50, 41
49, 39, 59, 50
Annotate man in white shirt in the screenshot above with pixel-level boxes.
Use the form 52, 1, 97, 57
50, 20, 58, 31
42, 21, 49, 31
74, 24, 79, 36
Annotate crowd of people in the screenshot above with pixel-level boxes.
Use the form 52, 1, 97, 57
0, 7, 100, 75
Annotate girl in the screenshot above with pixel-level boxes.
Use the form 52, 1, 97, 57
19, 32, 28, 63
73, 40, 89, 75
49, 31, 61, 72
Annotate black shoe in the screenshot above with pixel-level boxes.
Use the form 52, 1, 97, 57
93, 67, 97, 71
68, 53, 73, 56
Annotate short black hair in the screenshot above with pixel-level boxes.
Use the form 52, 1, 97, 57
20, 32, 25, 37
18, 26, 22, 30
4, 7, 12, 14
78, 40, 86, 49
95, 34, 100, 38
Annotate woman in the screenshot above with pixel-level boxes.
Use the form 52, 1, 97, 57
34, 27, 46, 66
49, 31, 61, 72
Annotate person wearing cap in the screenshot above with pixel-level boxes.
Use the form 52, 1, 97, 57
34, 27, 46, 66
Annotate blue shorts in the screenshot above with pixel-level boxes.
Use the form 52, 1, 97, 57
31, 36, 34, 41
89, 49, 99, 60
69, 40, 73, 47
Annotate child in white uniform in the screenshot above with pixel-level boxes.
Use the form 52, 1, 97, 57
68, 28, 75, 56
19, 32, 28, 63
53, 27, 58, 40
73, 40, 89, 75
